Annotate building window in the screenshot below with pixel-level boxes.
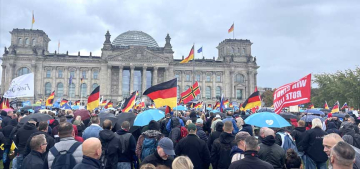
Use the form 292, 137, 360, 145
58, 70, 63, 78
45, 82, 52, 97
146, 71, 152, 89
175, 72, 181, 81
82, 71, 86, 78
134, 70, 142, 94
46, 70, 51, 78
185, 85, 190, 91
235, 74, 245, 83
70, 71, 75, 78
177, 85, 180, 99
196, 74, 201, 82
92, 83, 99, 92
17, 67, 30, 77
206, 74, 211, 82
196, 86, 201, 99
185, 74, 191, 82
216, 75, 221, 82
57, 83, 64, 97
69, 83, 75, 97
93, 71, 98, 79
242, 48, 245, 55
206, 86, 211, 99
216, 86, 222, 98
25, 38, 29, 45
32, 39, 36, 46
236, 89, 243, 100
80, 83, 87, 97
122, 70, 130, 97
18, 38, 22, 45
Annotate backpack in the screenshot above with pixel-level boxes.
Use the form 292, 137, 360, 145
278, 132, 300, 155
118, 133, 132, 154
50, 142, 82, 169
141, 137, 158, 161
180, 126, 188, 139
170, 117, 180, 128
100, 143, 108, 169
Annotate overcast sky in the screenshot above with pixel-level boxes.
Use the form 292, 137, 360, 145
1, 0, 359, 88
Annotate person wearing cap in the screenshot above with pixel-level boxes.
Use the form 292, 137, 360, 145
175, 123, 210, 169
141, 137, 174, 168
14, 118, 38, 169
230, 131, 251, 163
195, 118, 208, 142
211, 114, 222, 132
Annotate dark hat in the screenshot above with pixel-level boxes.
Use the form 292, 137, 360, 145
187, 123, 196, 131
158, 137, 175, 155
148, 120, 160, 131
1, 110, 7, 116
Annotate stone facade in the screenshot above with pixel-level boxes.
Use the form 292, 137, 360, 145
1, 28, 259, 105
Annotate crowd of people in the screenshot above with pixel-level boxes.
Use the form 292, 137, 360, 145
0, 107, 358, 169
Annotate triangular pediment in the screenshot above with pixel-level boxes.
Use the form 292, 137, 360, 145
107, 47, 169, 62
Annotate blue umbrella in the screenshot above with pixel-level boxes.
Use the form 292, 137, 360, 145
332, 113, 345, 118
71, 105, 80, 110
134, 109, 165, 126
304, 109, 325, 116
244, 112, 291, 128
206, 107, 212, 111
173, 105, 187, 111
210, 109, 220, 113
300, 115, 322, 122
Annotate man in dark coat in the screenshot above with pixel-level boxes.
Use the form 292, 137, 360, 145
291, 120, 306, 154
74, 138, 102, 169
24, 121, 55, 156
99, 120, 121, 169
207, 122, 223, 151
175, 123, 211, 169
1, 110, 12, 128
2, 119, 17, 169
116, 121, 136, 169
195, 118, 208, 142
229, 136, 274, 169
14, 119, 38, 169
21, 134, 47, 169
205, 112, 215, 134
141, 137, 174, 168
211, 121, 236, 169
258, 128, 286, 169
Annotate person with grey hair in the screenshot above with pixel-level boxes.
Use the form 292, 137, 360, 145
258, 128, 285, 169
21, 134, 47, 169
230, 131, 251, 162
229, 136, 273, 169
82, 116, 103, 140
300, 118, 328, 169
258, 127, 269, 144
330, 141, 356, 169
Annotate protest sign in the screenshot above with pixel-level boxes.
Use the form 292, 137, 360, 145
273, 74, 311, 114
4, 73, 34, 98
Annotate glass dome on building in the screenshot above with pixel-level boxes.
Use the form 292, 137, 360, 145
112, 31, 159, 47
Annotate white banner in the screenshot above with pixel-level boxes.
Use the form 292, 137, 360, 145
4, 73, 34, 98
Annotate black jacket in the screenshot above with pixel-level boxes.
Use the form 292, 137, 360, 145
240, 124, 253, 136
229, 150, 274, 169
196, 125, 208, 143
73, 156, 101, 169
275, 129, 285, 146
291, 127, 306, 151
14, 122, 37, 154
205, 116, 214, 134
99, 129, 121, 169
326, 122, 340, 134
115, 129, 136, 162
24, 131, 55, 156
1, 115, 12, 128
258, 135, 285, 169
141, 150, 173, 168
207, 122, 223, 151
175, 134, 211, 169
20, 150, 45, 169
210, 132, 235, 169
160, 118, 171, 137
2, 120, 17, 147
300, 127, 328, 163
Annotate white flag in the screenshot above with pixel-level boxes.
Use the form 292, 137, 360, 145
4, 73, 34, 98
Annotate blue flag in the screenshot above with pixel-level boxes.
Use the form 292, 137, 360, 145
69, 75, 73, 85
197, 47, 202, 53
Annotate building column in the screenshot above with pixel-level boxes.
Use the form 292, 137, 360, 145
130, 66, 135, 93
225, 69, 231, 98
107, 66, 112, 96
230, 71, 234, 99
181, 71, 185, 93
88, 68, 92, 95
212, 72, 216, 99
142, 66, 147, 93
76, 68, 80, 97
247, 71, 251, 97
1, 65, 5, 94
31, 64, 36, 101
202, 71, 206, 99
152, 67, 158, 85
10, 63, 15, 81
64, 67, 68, 96
118, 66, 123, 97
52, 67, 56, 93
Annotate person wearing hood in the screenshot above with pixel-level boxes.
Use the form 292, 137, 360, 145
1, 110, 12, 128
24, 121, 55, 156
258, 128, 286, 169
99, 119, 121, 169
340, 123, 360, 149
291, 120, 306, 154
230, 132, 251, 163
211, 114, 222, 132
14, 118, 38, 169
116, 121, 136, 169
222, 111, 239, 135
327, 121, 340, 134
211, 121, 236, 169
195, 118, 208, 143
208, 122, 223, 151
136, 120, 163, 160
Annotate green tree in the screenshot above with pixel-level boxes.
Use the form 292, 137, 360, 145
261, 90, 274, 107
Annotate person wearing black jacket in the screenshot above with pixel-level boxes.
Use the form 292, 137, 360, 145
229, 136, 273, 169
290, 120, 306, 153
160, 114, 171, 137
116, 121, 137, 169
24, 121, 55, 156
205, 113, 215, 134
175, 123, 211, 169
14, 119, 38, 169
1, 110, 12, 128
211, 121, 235, 169
99, 120, 121, 169
300, 118, 328, 169
207, 122, 223, 151
141, 137, 174, 168
21, 134, 47, 169
2, 119, 17, 169
258, 128, 285, 169
326, 121, 340, 134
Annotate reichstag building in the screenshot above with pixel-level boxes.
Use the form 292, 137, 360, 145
1, 28, 259, 104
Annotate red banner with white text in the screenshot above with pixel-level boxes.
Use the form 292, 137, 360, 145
273, 74, 311, 114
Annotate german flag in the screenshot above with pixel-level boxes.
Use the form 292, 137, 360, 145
122, 91, 137, 112
308, 103, 314, 109
143, 78, 177, 108
239, 103, 245, 111
180, 45, 194, 64
194, 102, 202, 108
228, 23, 234, 33
213, 101, 220, 109
180, 82, 200, 104
101, 99, 107, 106
105, 101, 113, 109
331, 101, 339, 113
242, 91, 261, 110
223, 99, 229, 107
46, 91, 55, 106
324, 101, 329, 109
87, 86, 100, 111
229, 102, 233, 108
0, 97, 10, 109
75, 100, 80, 105
60, 99, 68, 106
208, 104, 212, 108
